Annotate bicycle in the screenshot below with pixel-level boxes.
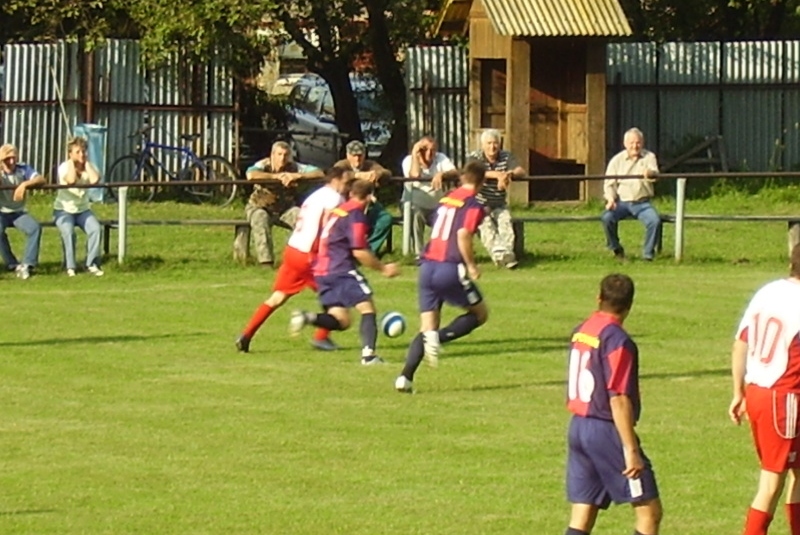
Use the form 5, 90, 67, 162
105, 125, 239, 206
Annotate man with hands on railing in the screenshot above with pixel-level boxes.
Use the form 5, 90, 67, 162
466, 129, 526, 269
333, 140, 394, 256
245, 140, 324, 267
601, 127, 661, 262
0, 143, 45, 279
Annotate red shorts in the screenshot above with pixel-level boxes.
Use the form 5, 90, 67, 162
746, 384, 800, 472
272, 246, 316, 295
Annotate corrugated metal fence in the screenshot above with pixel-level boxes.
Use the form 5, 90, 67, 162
405, 45, 469, 167
607, 41, 800, 171
1, 39, 235, 182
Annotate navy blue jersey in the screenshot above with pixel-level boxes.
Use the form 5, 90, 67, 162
314, 198, 370, 276
422, 187, 485, 264
566, 312, 641, 422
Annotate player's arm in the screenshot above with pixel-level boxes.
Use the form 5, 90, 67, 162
729, 338, 748, 425
456, 227, 480, 280
353, 249, 398, 277
609, 394, 644, 478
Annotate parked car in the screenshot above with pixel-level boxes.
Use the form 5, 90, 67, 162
285, 73, 393, 168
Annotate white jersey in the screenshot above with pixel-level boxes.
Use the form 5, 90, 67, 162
737, 279, 800, 389
287, 186, 343, 253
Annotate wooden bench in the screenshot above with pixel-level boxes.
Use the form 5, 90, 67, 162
511, 214, 800, 259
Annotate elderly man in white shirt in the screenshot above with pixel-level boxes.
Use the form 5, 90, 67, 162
401, 135, 458, 254
601, 127, 661, 261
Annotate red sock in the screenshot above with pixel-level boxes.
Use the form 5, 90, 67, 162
243, 304, 274, 338
313, 328, 331, 341
744, 507, 772, 535
786, 503, 800, 534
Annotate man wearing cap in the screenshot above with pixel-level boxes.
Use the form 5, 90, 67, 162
0, 144, 45, 279
333, 140, 394, 255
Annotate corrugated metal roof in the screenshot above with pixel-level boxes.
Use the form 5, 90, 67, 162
481, 0, 632, 37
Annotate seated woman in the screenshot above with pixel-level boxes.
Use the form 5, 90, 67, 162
54, 136, 104, 277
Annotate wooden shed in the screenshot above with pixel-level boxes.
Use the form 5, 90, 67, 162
436, 0, 632, 203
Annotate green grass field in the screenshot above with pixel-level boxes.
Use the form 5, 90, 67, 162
2, 192, 800, 534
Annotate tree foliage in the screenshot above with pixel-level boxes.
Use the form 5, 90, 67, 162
620, 0, 800, 41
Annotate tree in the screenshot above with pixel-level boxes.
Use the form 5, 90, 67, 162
619, 0, 800, 41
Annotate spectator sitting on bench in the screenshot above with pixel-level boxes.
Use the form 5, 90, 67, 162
333, 140, 393, 256
401, 135, 458, 255
466, 129, 525, 269
602, 127, 661, 262
54, 136, 104, 277
0, 143, 45, 279
245, 141, 324, 267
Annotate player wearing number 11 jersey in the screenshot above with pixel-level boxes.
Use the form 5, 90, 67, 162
730, 244, 800, 535
395, 161, 490, 393
564, 274, 662, 535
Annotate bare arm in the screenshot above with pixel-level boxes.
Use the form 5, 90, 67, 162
246, 170, 281, 181
85, 162, 101, 185
456, 228, 480, 280
729, 339, 748, 424
609, 394, 644, 478
61, 162, 79, 185
352, 249, 398, 277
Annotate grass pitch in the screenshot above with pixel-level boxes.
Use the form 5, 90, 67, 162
1, 193, 797, 533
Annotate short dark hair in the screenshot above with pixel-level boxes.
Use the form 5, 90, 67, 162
324, 166, 347, 184
599, 273, 635, 314
461, 161, 486, 187
791, 244, 800, 278
349, 178, 374, 200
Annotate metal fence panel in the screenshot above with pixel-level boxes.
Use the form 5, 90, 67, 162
405, 45, 469, 167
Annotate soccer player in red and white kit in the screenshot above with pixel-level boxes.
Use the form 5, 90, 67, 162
235, 167, 352, 353
394, 161, 489, 393
564, 273, 662, 535
730, 244, 800, 535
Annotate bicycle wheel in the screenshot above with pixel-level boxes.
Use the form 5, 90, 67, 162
187, 155, 240, 207
105, 154, 156, 203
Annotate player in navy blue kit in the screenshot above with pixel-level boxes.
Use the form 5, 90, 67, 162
395, 161, 489, 393
564, 274, 662, 535
289, 179, 400, 365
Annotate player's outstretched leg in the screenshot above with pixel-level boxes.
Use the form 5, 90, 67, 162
396, 334, 425, 392
289, 310, 345, 338
311, 328, 338, 351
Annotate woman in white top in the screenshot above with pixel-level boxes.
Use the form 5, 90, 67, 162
53, 137, 103, 276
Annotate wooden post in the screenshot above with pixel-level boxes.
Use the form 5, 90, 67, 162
506, 38, 530, 206
512, 219, 525, 259
585, 43, 607, 200
234, 224, 251, 262
788, 220, 800, 257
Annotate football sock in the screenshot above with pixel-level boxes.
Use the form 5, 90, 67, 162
401, 333, 425, 380
744, 507, 772, 535
313, 328, 331, 341
360, 313, 377, 355
565, 528, 589, 535
243, 304, 274, 338
311, 313, 343, 331
438, 312, 480, 343
786, 503, 800, 534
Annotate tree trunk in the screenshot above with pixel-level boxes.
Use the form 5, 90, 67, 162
315, 60, 363, 157
762, 0, 788, 37
363, 0, 409, 173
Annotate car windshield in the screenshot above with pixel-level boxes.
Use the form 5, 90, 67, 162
355, 90, 391, 122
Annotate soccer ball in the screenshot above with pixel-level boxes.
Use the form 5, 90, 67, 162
380, 311, 406, 338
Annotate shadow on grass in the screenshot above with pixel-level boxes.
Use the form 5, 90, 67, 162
114, 255, 166, 272
0, 509, 57, 516
441, 368, 729, 393
0, 332, 207, 348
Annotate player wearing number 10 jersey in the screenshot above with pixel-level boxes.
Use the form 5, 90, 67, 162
395, 161, 490, 393
729, 244, 800, 535
564, 274, 662, 535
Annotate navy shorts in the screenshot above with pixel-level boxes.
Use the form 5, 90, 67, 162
316, 271, 373, 309
418, 261, 483, 312
566, 415, 659, 508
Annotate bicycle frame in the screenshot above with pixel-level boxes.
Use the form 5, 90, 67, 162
132, 138, 205, 180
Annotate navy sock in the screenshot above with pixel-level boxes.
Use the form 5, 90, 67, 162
401, 333, 424, 380
565, 528, 589, 535
438, 312, 480, 344
312, 313, 343, 331
633, 531, 649, 535
360, 313, 377, 355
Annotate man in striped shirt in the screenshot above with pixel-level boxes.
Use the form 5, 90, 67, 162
466, 129, 526, 269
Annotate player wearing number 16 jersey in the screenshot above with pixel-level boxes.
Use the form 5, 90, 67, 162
564, 274, 662, 535
730, 244, 800, 535
234, 167, 352, 353
395, 161, 490, 393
